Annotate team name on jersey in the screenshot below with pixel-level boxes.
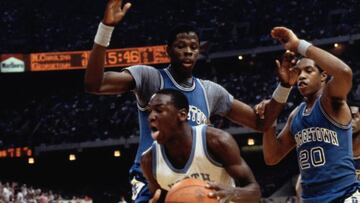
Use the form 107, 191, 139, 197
167, 172, 212, 188
294, 127, 339, 148
188, 105, 207, 125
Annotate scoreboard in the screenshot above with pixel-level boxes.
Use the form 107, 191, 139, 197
1, 45, 170, 72
0, 147, 32, 159
30, 51, 88, 71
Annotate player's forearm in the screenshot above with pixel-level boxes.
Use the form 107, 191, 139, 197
84, 44, 107, 93
262, 127, 283, 165
262, 99, 285, 131
306, 45, 352, 80
232, 183, 261, 203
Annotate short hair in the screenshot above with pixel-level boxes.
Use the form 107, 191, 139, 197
156, 89, 189, 112
297, 56, 324, 72
167, 24, 199, 46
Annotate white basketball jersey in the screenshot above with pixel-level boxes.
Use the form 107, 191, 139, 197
152, 124, 235, 190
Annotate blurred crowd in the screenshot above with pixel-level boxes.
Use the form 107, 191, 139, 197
1, 0, 360, 53
0, 181, 92, 203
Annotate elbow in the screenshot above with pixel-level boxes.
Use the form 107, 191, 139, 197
343, 66, 353, 80
264, 155, 280, 166
84, 81, 101, 94
252, 183, 262, 201
336, 64, 352, 81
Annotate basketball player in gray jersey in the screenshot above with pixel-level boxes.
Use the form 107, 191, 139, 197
85, 0, 295, 201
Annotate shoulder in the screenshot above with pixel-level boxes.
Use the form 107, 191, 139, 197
199, 79, 232, 100
205, 126, 235, 149
289, 105, 301, 118
125, 65, 159, 74
141, 146, 154, 167
285, 105, 302, 126
199, 79, 224, 89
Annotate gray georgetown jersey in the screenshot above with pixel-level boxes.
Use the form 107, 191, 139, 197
126, 65, 234, 116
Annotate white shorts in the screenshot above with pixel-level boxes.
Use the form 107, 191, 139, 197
344, 190, 360, 203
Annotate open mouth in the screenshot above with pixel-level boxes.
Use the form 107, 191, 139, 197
297, 81, 307, 88
151, 126, 160, 140
182, 59, 193, 66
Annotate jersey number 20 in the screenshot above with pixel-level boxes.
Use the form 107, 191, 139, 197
299, 147, 326, 169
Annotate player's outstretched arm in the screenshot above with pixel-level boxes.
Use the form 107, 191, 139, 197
271, 26, 352, 103
205, 127, 261, 203
84, 0, 133, 95
226, 51, 299, 132
259, 103, 297, 165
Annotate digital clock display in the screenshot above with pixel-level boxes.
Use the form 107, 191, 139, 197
29, 45, 170, 71
0, 147, 32, 158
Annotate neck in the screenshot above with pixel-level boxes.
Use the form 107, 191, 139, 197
168, 65, 193, 86
166, 124, 192, 148
164, 124, 192, 160
305, 88, 323, 106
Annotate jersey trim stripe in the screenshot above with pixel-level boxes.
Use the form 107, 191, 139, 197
152, 142, 157, 180
318, 99, 351, 129
197, 79, 210, 117
164, 68, 196, 92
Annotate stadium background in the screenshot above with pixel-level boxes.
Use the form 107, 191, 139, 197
1, 0, 360, 202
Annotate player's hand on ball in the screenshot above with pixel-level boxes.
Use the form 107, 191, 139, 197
149, 189, 161, 203
103, 0, 131, 26
206, 182, 235, 203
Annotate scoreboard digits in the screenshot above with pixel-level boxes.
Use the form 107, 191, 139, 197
29, 45, 169, 71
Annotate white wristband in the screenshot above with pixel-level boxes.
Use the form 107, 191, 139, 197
297, 39, 312, 56
94, 22, 115, 47
272, 84, 292, 103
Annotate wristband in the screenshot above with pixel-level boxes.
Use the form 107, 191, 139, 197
94, 22, 115, 47
272, 84, 292, 103
297, 39, 312, 56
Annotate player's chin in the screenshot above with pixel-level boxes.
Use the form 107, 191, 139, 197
297, 87, 308, 96
156, 138, 166, 145
181, 61, 195, 69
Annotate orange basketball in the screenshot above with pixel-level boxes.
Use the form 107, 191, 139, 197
165, 178, 218, 203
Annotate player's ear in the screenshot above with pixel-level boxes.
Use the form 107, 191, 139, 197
166, 45, 173, 58
320, 71, 328, 83
178, 108, 188, 121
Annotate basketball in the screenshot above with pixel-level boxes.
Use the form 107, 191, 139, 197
165, 178, 218, 203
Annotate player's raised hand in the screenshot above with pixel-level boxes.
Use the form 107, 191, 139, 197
275, 51, 300, 87
271, 27, 300, 52
103, 0, 131, 26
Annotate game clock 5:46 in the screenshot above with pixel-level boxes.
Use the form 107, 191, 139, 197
105, 45, 169, 67
0, 147, 32, 159
27, 45, 170, 71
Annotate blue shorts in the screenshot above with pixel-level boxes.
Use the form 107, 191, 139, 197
130, 166, 152, 203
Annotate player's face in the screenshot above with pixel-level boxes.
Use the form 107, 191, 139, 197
296, 58, 325, 97
147, 94, 181, 144
351, 106, 360, 134
167, 32, 200, 75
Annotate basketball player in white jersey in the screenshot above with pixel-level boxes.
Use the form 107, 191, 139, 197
141, 89, 261, 203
